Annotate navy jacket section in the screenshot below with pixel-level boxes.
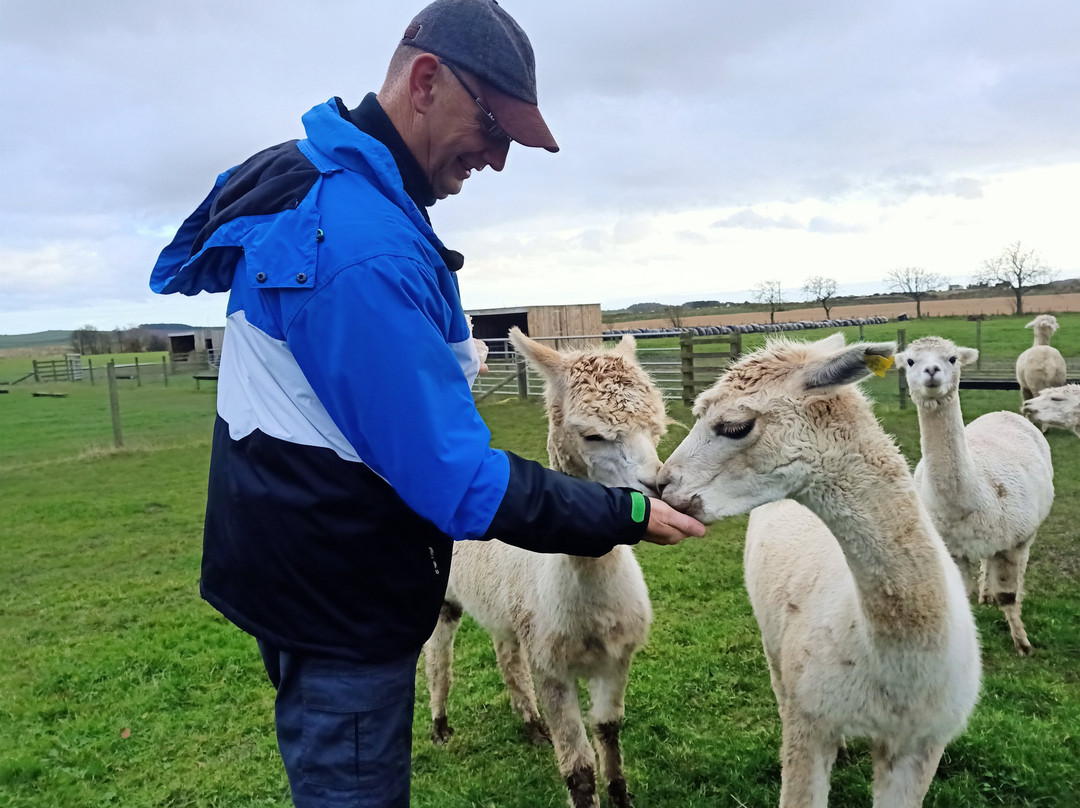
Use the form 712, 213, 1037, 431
202, 420, 648, 661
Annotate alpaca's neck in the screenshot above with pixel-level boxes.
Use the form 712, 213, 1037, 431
914, 393, 984, 503
1033, 328, 1053, 347
799, 428, 947, 644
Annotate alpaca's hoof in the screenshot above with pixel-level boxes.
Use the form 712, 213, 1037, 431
431, 716, 454, 745
1015, 640, 1033, 656
608, 776, 633, 808
525, 719, 551, 745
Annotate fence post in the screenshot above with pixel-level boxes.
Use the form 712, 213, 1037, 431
162, 355, 169, 387
897, 329, 907, 410
33, 359, 40, 383
134, 356, 141, 388
859, 322, 864, 341
516, 357, 529, 399
679, 333, 694, 406
107, 361, 123, 448
88, 358, 95, 385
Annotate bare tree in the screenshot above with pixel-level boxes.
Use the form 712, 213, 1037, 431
886, 267, 947, 319
664, 304, 685, 329
803, 276, 839, 319
71, 324, 111, 355
754, 280, 784, 324
973, 240, 1056, 316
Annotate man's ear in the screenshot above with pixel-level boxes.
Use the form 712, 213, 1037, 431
408, 52, 441, 114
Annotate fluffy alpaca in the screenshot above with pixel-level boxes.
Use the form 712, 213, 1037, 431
899, 336, 1054, 655
424, 327, 668, 808
657, 333, 980, 808
1022, 384, 1080, 437
1016, 315, 1066, 418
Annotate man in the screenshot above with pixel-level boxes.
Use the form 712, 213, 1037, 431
150, 1, 705, 805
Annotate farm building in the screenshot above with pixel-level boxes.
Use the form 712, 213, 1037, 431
168, 327, 225, 367
467, 303, 602, 356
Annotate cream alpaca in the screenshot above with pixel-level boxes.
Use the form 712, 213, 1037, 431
1023, 384, 1080, 437
899, 336, 1054, 655
658, 333, 980, 808
424, 327, 667, 808
1016, 314, 1066, 420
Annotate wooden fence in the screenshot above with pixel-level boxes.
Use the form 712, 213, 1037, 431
471, 333, 742, 405
474, 329, 1080, 410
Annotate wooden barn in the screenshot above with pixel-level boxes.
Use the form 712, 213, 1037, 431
466, 304, 603, 356
168, 327, 225, 368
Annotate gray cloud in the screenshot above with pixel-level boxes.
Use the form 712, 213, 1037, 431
3, 0, 1080, 331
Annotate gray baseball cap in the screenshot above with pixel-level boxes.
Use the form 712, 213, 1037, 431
401, 0, 559, 152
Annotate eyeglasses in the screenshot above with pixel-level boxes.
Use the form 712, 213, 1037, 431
440, 60, 509, 143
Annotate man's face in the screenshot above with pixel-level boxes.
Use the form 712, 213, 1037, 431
426, 64, 510, 199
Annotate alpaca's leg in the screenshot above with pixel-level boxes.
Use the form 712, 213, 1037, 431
493, 637, 548, 744
588, 666, 632, 808
424, 599, 463, 743
537, 674, 599, 808
777, 713, 836, 808
985, 542, 1033, 655
977, 559, 993, 605
870, 741, 944, 808
952, 555, 978, 602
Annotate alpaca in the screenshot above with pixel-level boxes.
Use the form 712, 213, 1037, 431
1022, 384, 1080, 437
657, 333, 980, 808
899, 336, 1054, 655
1016, 314, 1066, 419
424, 327, 668, 808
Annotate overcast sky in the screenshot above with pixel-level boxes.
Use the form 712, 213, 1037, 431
2, 0, 1079, 333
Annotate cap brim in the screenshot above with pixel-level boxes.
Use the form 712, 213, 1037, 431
482, 82, 559, 153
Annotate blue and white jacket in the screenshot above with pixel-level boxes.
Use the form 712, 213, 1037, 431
150, 97, 650, 662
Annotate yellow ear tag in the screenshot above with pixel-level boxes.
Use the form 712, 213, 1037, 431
864, 354, 895, 377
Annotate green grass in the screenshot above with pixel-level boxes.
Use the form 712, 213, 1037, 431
1, 321, 1079, 806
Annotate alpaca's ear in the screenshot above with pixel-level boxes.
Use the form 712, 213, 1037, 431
802, 342, 896, 392
1025, 319, 1037, 329
957, 347, 979, 366
613, 333, 638, 358
508, 326, 563, 376
817, 332, 847, 351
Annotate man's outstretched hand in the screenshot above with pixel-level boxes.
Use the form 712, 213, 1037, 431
642, 498, 706, 545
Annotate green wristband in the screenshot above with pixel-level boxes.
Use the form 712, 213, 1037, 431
630, 491, 647, 524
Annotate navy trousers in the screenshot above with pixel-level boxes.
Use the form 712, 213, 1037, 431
258, 640, 419, 808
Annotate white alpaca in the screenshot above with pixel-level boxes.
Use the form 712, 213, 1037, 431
1016, 315, 1066, 420
1022, 384, 1080, 437
898, 336, 1054, 655
424, 327, 668, 808
658, 333, 980, 808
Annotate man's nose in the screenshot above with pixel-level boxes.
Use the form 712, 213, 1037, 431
484, 138, 510, 172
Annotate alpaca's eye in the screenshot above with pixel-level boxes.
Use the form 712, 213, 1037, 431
715, 419, 755, 440
583, 434, 606, 442
906, 358, 915, 367
1051, 396, 1065, 402
948, 356, 957, 364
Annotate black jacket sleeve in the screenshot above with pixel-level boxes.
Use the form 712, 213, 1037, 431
479, 451, 650, 557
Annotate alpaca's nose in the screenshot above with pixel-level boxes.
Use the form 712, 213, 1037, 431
925, 365, 941, 379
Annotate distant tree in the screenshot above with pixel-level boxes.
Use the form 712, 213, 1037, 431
146, 333, 167, 352
754, 280, 784, 324
71, 324, 111, 355
664, 305, 685, 329
885, 267, 947, 319
973, 240, 1056, 316
803, 275, 839, 318
684, 300, 721, 310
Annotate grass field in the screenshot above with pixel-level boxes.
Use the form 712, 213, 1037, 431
1, 317, 1078, 807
